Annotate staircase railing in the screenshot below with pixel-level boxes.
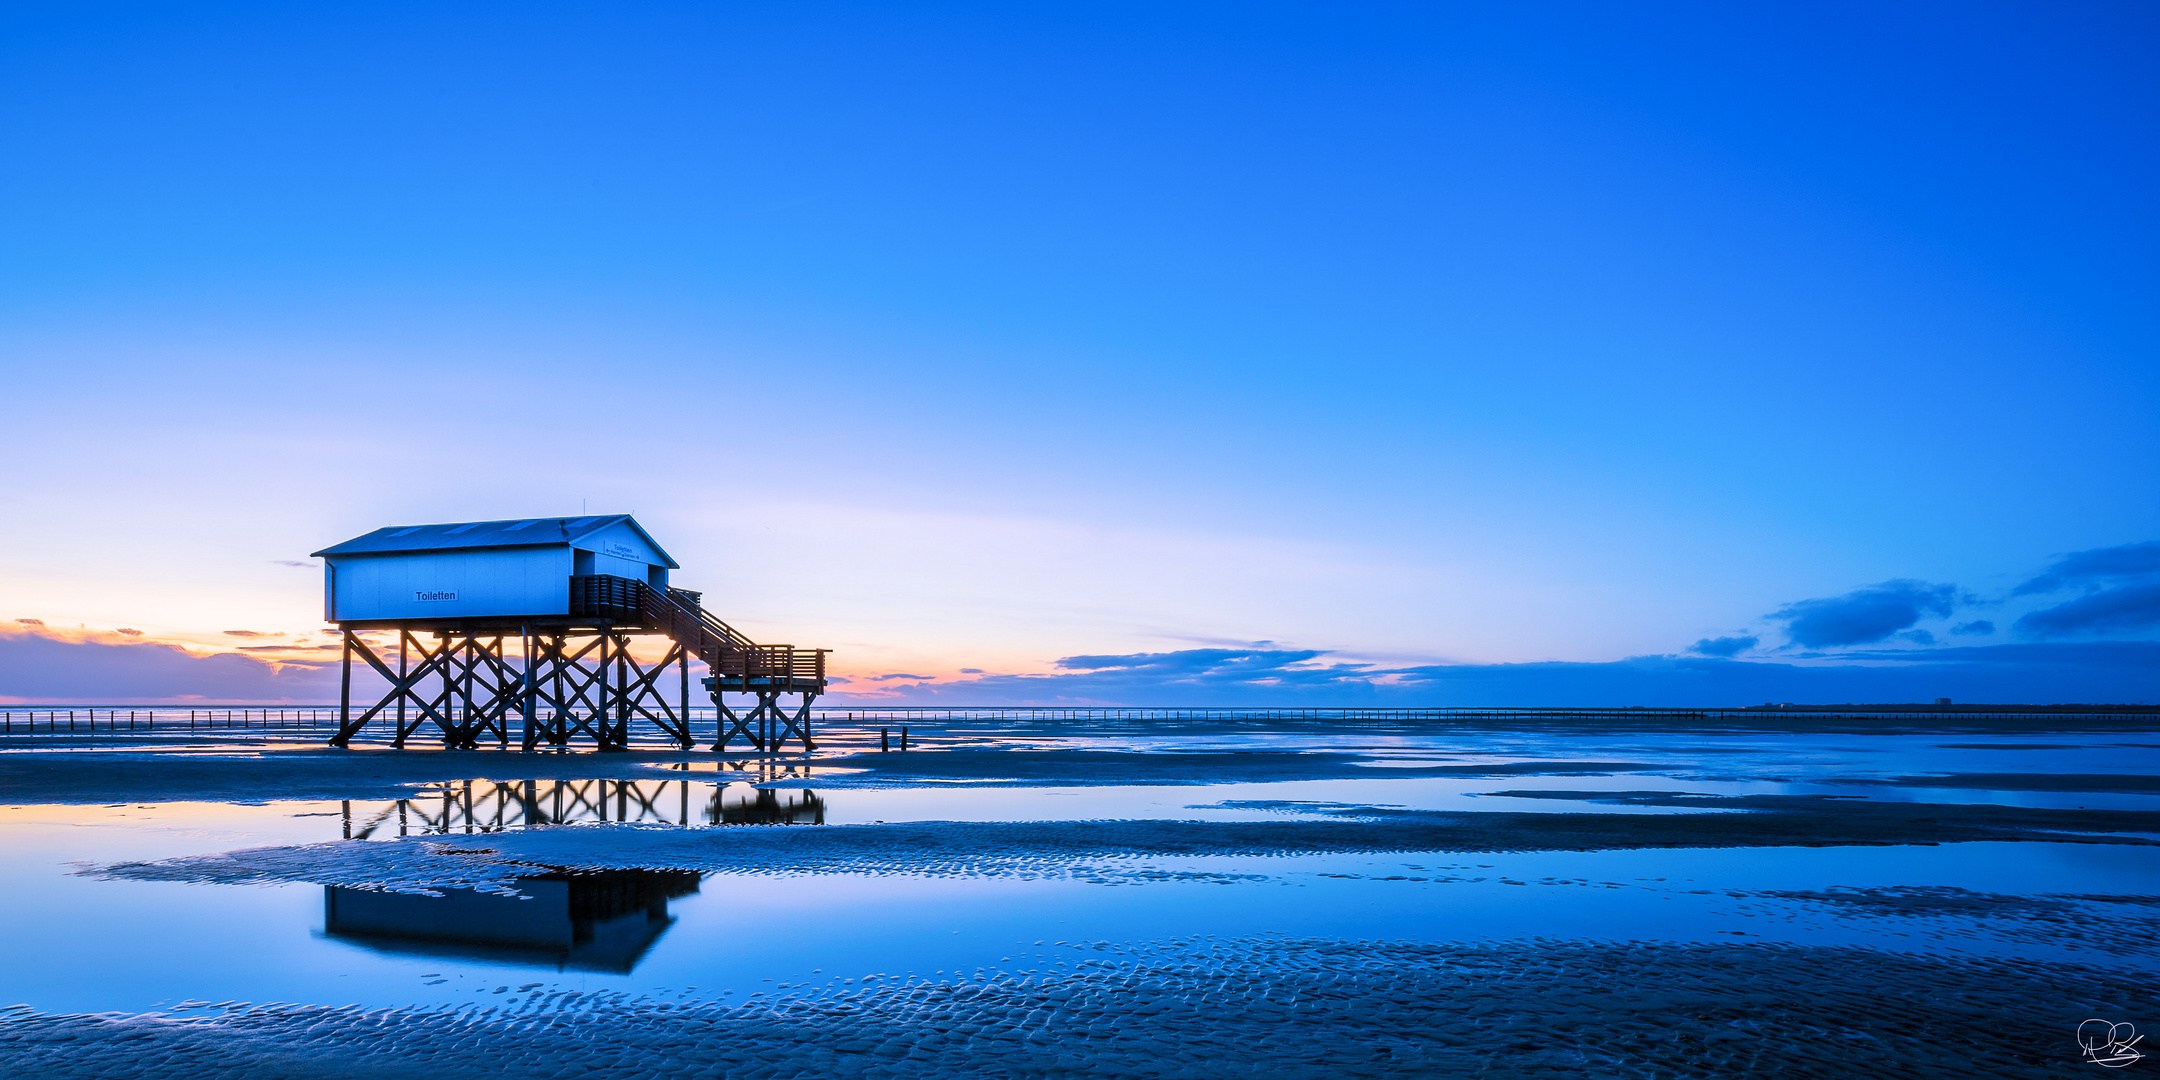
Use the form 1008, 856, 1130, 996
637, 579, 826, 686
566, 574, 825, 685
662, 586, 758, 652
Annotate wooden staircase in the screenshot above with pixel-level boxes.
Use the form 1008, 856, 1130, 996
566, 573, 827, 750
567, 573, 827, 689
640, 584, 828, 691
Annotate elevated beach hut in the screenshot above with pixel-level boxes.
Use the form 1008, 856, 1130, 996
315, 516, 676, 624
312, 516, 826, 752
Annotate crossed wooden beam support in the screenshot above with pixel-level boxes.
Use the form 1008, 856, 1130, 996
333, 630, 476, 748
524, 633, 613, 749
527, 634, 631, 750
330, 620, 825, 753
711, 686, 820, 754
335, 628, 695, 751
329, 630, 539, 749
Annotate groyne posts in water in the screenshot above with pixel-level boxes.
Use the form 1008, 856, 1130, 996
10, 704, 2159, 743
815, 705, 2160, 726
0, 708, 334, 734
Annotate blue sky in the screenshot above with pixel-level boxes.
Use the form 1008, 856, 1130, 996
1, 2, 2155, 704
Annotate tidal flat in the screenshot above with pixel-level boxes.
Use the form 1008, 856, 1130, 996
1, 716, 2155, 1078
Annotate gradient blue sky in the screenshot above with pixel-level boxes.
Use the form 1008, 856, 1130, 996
2, 2, 2155, 703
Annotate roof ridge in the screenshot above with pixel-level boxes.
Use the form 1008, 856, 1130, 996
309, 514, 676, 568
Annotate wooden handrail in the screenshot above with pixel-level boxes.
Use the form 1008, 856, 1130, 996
633, 578, 825, 686
563, 574, 825, 685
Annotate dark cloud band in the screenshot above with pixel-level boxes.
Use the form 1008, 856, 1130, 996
1766, 580, 1963, 648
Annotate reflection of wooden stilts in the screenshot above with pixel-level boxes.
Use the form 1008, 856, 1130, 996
341, 779, 825, 834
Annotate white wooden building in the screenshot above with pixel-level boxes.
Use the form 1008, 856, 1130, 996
312, 515, 679, 625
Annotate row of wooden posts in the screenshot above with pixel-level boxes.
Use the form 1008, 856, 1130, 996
0, 708, 327, 733
13, 705, 2145, 738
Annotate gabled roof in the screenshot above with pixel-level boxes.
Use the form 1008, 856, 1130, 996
311, 515, 680, 568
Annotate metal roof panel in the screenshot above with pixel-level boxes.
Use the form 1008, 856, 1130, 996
311, 515, 680, 567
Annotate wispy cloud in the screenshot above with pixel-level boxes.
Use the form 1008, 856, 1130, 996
1688, 635, 1757, 658
2008, 541, 2160, 639
2012, 541, 2160, 596
2017, 583, 2160, 638
1765, 580, 1963, 648
1057, 647, 1330, 679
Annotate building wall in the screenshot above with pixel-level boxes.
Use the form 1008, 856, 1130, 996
574, 521, 668, 588
586, 550, 652, 581
328, 546, 573, 622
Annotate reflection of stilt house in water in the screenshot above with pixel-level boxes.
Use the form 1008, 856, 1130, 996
323, 870, 700, 973
312, 516, 828, 751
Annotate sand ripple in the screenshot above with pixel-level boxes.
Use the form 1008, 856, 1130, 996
0, 936, 2142, 1079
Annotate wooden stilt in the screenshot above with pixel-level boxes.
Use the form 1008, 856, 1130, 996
323, 579, 827, 752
